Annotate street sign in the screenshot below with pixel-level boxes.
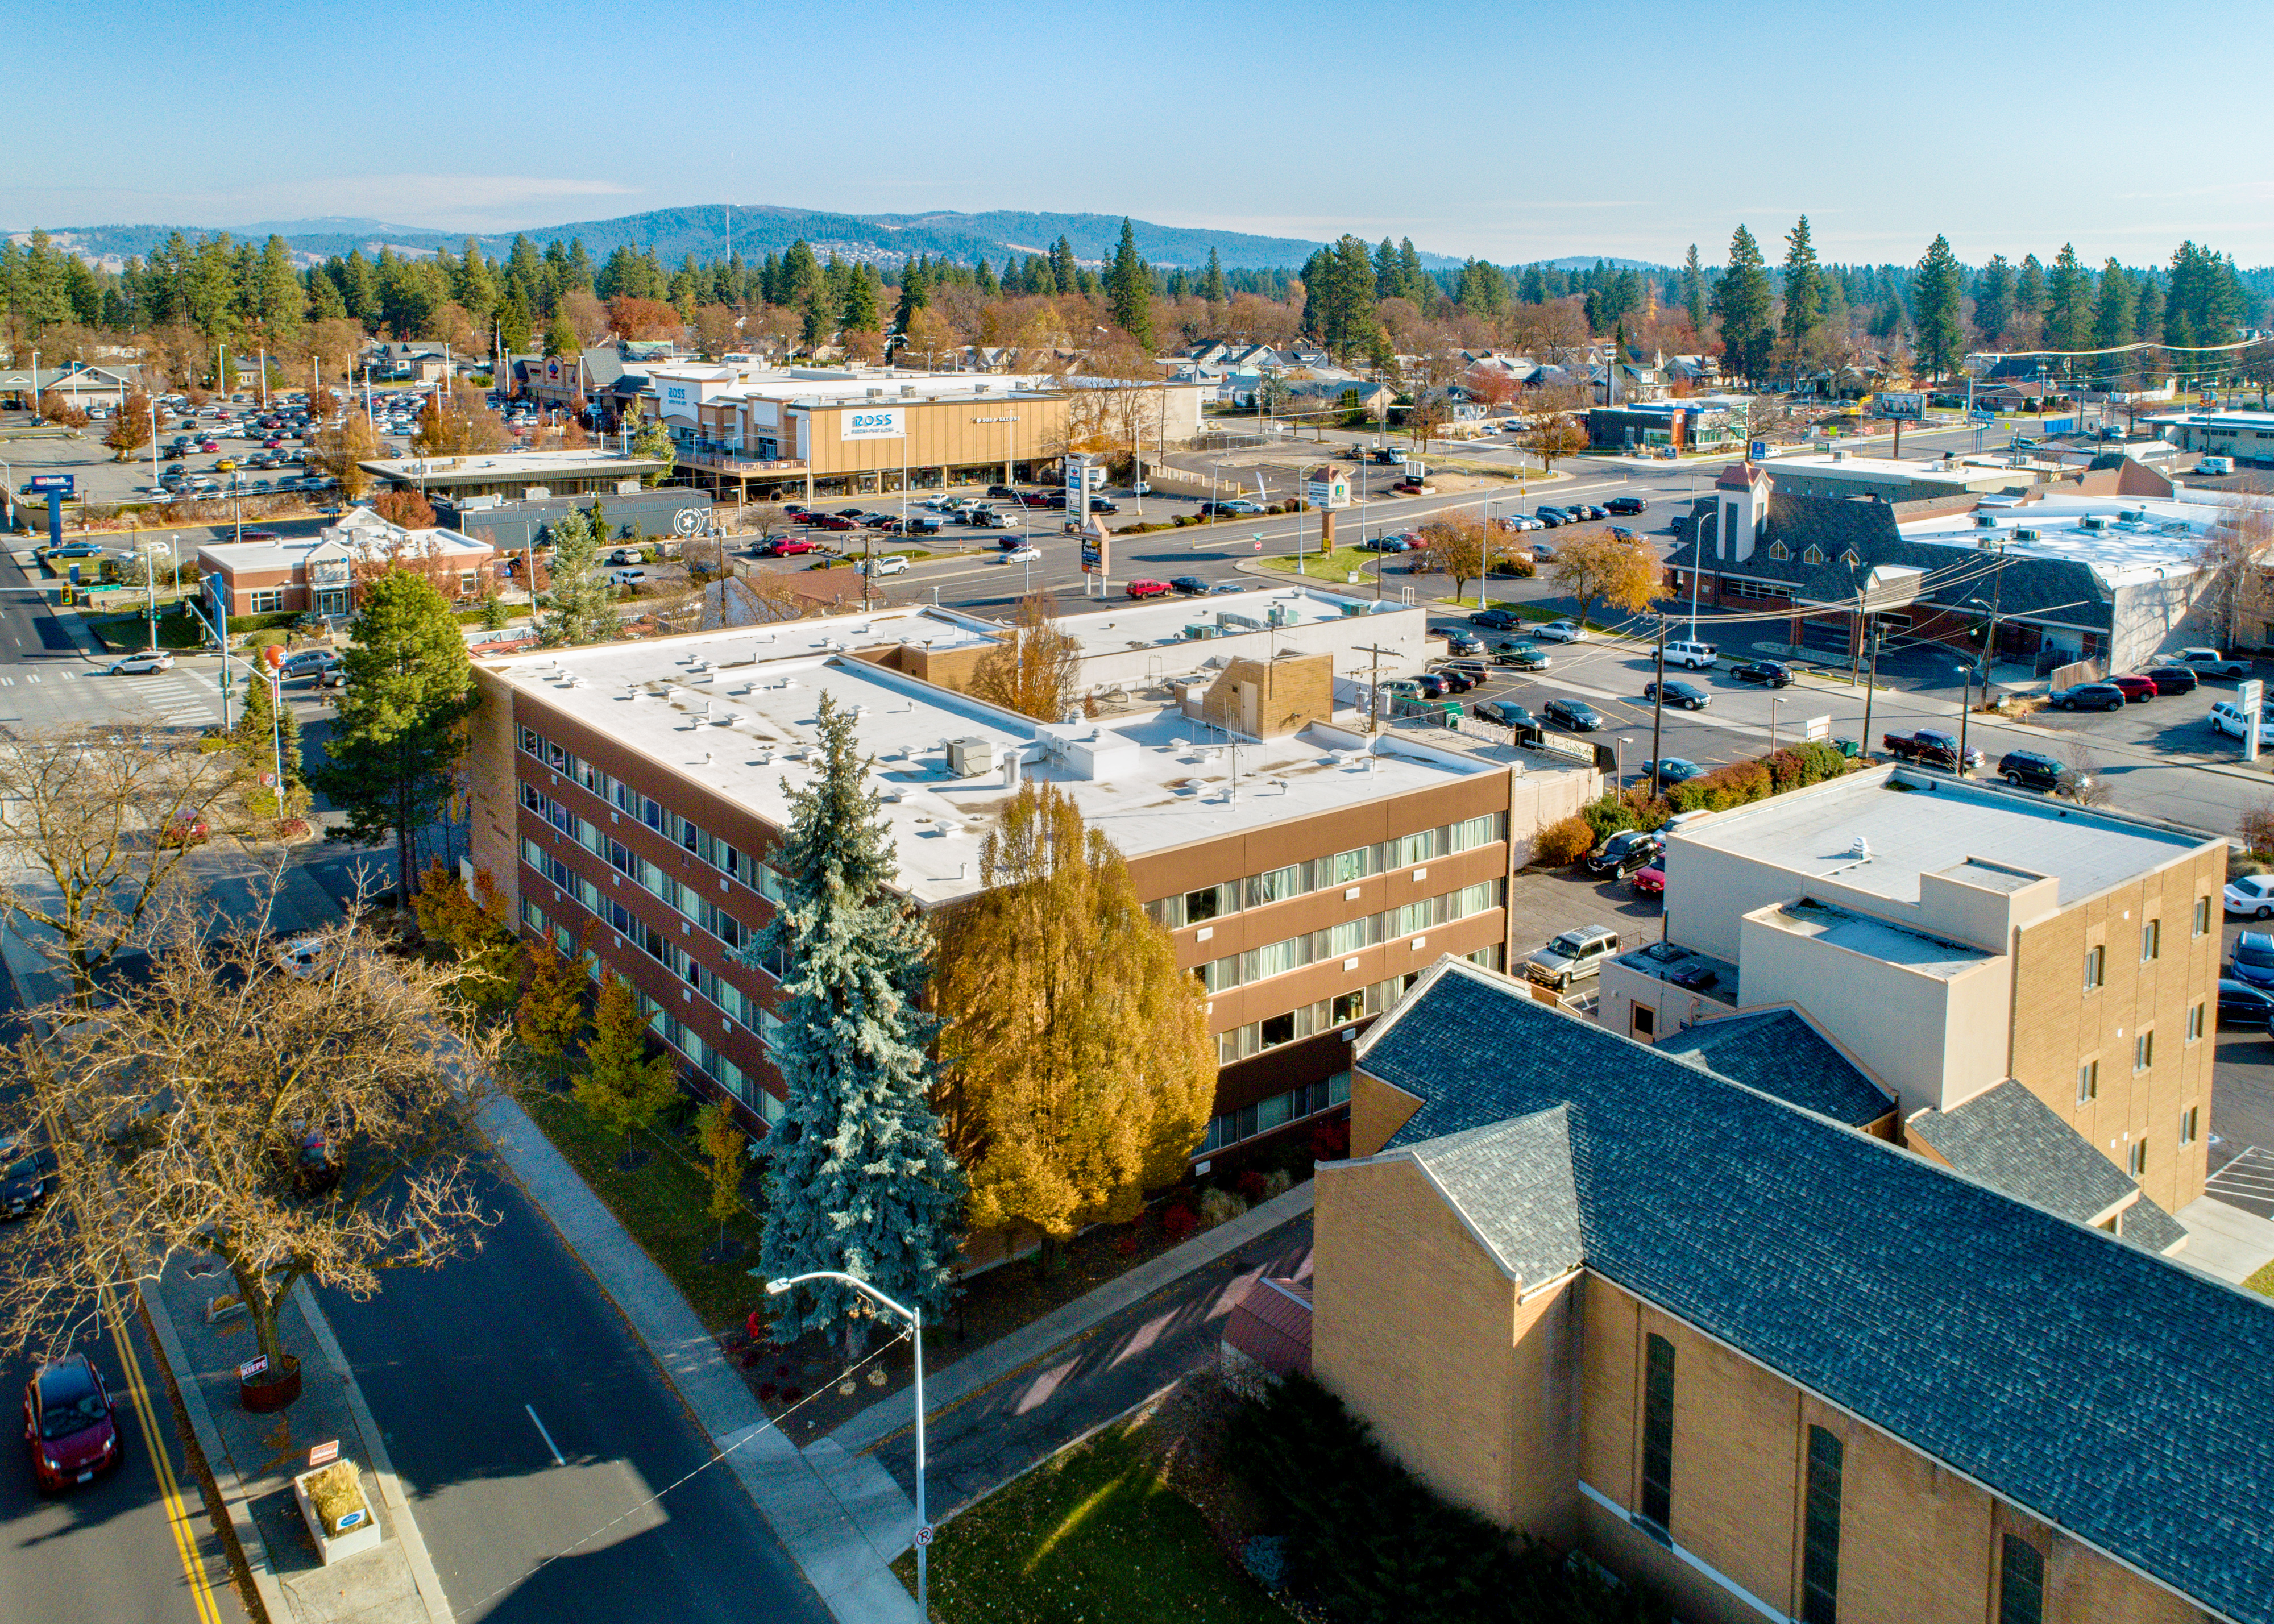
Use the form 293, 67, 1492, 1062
914, 1525, 935, 1548
1804, 715, 1832, 743
1251, 534, 1263, 553
308, 1439, 341, 1468
238, 1355, 268, 1381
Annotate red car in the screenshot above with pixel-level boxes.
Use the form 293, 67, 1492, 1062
23, 1352, 121, 1492
1632, 865, 1665, 896
1126, 579, 1173, 599
808, 514, 857, 531
197, 440, 219, 452
757, 538, 816, 558
2109, 674, 2158, 702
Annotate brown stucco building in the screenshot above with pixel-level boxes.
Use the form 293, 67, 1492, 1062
1308, 957, 2274, 1624
197, 509, 496, 621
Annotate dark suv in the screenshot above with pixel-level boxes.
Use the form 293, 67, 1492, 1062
1997, 750, 2081, 795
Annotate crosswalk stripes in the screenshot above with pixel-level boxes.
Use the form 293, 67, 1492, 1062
143, 676, 217, 727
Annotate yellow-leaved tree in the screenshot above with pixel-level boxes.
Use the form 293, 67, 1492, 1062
935, 782, 1215, 1271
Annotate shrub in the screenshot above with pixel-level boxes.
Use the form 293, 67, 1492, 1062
1260, 1166, 1293, 1199
1308, 1118, 1349, 1162
1198, 1186, 1250, 1228
1764, 747, 1807, 791
1161, 1201, 1197, 1242
1534, 814, 1595, 867
1236, 1168, 1268, 1202
2246, 801, 2274, 859
1581, 794, 1640, 842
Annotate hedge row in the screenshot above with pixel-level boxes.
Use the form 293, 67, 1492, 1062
1537, 740, 1856, 869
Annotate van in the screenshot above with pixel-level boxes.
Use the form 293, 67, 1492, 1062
1664, 639, 1718, 670
2199, 456, 2234, 475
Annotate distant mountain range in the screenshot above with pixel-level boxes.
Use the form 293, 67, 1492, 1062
11, 205, 1500, 273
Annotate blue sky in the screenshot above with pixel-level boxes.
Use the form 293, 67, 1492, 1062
13, 0, 2272, 267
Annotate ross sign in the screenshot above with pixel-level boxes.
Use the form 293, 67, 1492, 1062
1875, 392, 1926, 421
841, 406, 906, 442
27, 474, 75, 495
308, 1439, 341, 1469
239, 1355, 268, 1381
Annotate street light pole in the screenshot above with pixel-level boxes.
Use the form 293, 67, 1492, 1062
1770, 696, 1786, 755
767, 1272, 928, 1619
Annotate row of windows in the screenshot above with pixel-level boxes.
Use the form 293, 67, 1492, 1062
1213, 948, 1505, 1065
1196, 1071, 1351, 1156
519, 724, 772, 894
2082, 899, 2213, 990
1146, 813, 1507, 929
1194, 880, 1504, 993
521, 791, 767, 959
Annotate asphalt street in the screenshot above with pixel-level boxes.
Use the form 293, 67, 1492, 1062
313, 1165, 831, 1624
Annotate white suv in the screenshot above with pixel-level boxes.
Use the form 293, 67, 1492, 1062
1665, 639, 1718, 670
2210, 701, 2274, 745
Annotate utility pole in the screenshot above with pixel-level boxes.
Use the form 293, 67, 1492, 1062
1647, 616, 1669, 799
1354, 642, 1401, 735
1859, 624, 1882, 762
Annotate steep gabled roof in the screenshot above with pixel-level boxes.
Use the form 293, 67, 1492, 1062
1907, 1080, 2139, 1228
1352, 961, 2274, 1624
1654, 1008, 1893, 1127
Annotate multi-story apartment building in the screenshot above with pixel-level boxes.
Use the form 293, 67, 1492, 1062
1600, 765, 2223, 1224
1299, 957, 2274, 1624
466, 592, 1596, 1174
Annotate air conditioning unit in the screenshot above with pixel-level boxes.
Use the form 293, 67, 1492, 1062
2013, 528, 2040, 541
1973, 513, 1997, 528
946, 736, 995, 778
2080, 515, 2107, 530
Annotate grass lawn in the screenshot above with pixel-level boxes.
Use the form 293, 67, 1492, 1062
523, 1090, 767, 1331
1258, 544, 1401, 583
890, 1421, 1292, 1624
2245, 1259, 2274, 1299
86, 610, 209, 651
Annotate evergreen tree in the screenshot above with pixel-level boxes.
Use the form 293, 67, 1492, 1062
2093, 260, 2136, 364
2015, 254, 2047, 322
1712, 225, 1775, 385
935, 783, 1214, 1269
975, 256, 999, 296
999, 256, 1019, 294
310, 571, 475, 901
576, 973, 678, 1165
2132, 274, 2163, 347
749, 692, 964, 1347
543, 309, 579, 358
1202, 246, 1227, 305
1373, 238, 1400, 302
234, 666, 305, 817
890, 257, 927, 333
779, 240, 823, 310
1972, 255, 2015, 345
1049, 236, 1080, 296
453, 239, 497, 327
1397, 239, 1427, 309
1105, 219, 1155, 351
1912, 235, 1966, 379
540, 502, 623, 646
2044, 244, 2093, 360
254, 235, 304, 336
1778, 215, 1823, 376
844, 263, 882, 335
498, 286, 534, 356
1683, 244, 1707, 335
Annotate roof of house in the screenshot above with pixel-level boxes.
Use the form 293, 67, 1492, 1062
1350, 960, 2274, 1624
1653, 1008, 1893, 1126
1906, 1080, 2142, 1227
1223, 1277, 1313, 1377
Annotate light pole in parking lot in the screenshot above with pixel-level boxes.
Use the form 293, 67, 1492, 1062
1770, 697, 1787, 754
1955, 663, 1976, 770
1617, 737, 1632, 784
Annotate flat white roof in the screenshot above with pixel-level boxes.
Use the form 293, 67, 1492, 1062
1750, 897, 1992, 981
1008, 584, 1409, 658
489, 624, 1501, 906
197, 523, 490, 572
1898, 491, 2225, 587
1672, 769, 2206, 909
360, 449, 664, 479
1769, 451, 1997, 488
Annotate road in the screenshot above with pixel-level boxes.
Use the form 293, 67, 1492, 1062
314, 1166, 831, 1624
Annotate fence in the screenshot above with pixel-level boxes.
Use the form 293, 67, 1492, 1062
2046, 656, 2104, 687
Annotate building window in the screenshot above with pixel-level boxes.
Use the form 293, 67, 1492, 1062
249, 588, 285, 614
1803, 545, 1824, 565
2084, 944, 2105, 990
2195, 896, 2213, 938
2140, 919, 2160, 961
2129, 1140, 2148, 1177
1640, 1334, 1674, 1531
2134, 1028, 2154, 1071
1998, 1536, 2044, 1624
2180, 1105, 2200, 1147
1801, 1425, 1844, 1624
1767, 540, 1790, 561
2076, 1060, 2097, 1104
1633, 1004, 1656, 1040
2188, 1001, 2206, 1042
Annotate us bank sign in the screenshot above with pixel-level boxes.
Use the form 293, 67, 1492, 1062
841, 407, 906, 441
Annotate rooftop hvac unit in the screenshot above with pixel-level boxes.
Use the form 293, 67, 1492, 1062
2013, 528, 2040, 541
2119, 509, 2148, 522
1974, 513, 1997, 528
2080, 514, 2107, 530
946, 737, 995, 778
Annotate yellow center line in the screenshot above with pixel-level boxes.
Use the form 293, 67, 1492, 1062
102, 1281, 225, 1624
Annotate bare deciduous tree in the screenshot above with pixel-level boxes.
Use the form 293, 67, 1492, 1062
1524, 413, 1588, 473
2195, 498, 2274, 651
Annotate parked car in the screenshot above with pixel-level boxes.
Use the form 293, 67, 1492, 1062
2175, 647, 2251, 680
986, 484, 1019, 499
1729, 659, 1791, 687
1586, 829, 1663, 878
2208, 701, 2274, 745
1471, 699, 1535, 730
1997, 749, 2084, 795
2138, 664, 2199, 695
1414, 672, 1453, 699
1663, 639, 1716, 670
1644, 679, 1710, 711
2221, 978, 2274, 1026
808, 513, 858, 531
1605, 495, 1648, 516
859, 555, 910, 577
1532, 542, 1557, 562
1543, 697, 1602, 730
1532, 620, 1584, 643
1493, 639, 1548, 670
2232, 931, 2274, 990
1468, 608, 1521, 630
1125, 578, 1173, 599
2048, 682, 2126, 712
1642, 758, 1706, 784
2108, 674, 2157, 703
756, 538, 816, 558
1359, 535, 1412, 553
1216, 498, 1265, 515
1534, 506, 1571, 528
2226, 873, 2274, 919
1630, 865, 1665, 897
1881, 728, 1985, 773
0, 1140, 59, 1220
1443, 631, 1483, 656
1526, 926, 1621, 990
1169, 576, 1209, 596
21, 1352, 121, 1491
1431, 667, 1476, 694
105, 651, 174, 675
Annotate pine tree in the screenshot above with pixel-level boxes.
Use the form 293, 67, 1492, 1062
543, 310, 579, 358
310, 572, 475, 901
1972, 255, 2015, 345
2015, 254, 2047, 321
975, 256, 999, 297
2044, 244, 2093, 362
1049, 236, 1080, 297
2132, 274, 2163, 347
1105, 219, 1155, 352
2093, 261, 2136, 365
1778, 216, 1823, 377
935, 783, 1214, 1270
843, 263, 882, 335
1397, 239, 1427, 309
540, 502, 622, 646
1683, 244, 1707, 335
750, 692, 964, 1348
890, 258, 928, 333
576, 973, 678, 1166
1712, 225, 1775, 385
234, 666, 305, 817
1912, 235, 1966, 380
498, 286, 533, 355
1202, 247, 1227, 305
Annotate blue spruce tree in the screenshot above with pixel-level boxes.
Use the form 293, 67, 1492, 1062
745, 692, 964, 1351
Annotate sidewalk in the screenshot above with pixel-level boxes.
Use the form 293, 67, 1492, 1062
143, 1263, 452, 1624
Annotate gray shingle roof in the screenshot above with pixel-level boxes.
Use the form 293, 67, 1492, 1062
1654, 1010, 1893, 1127
2120, 1194, 2189, 1256
1354, 962, 2274, 1624
1907, 1081, 2139, 1228
1392, 1108, 1582, 1284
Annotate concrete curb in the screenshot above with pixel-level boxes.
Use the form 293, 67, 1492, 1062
140, 1280, 293, 1624
294, 1282, 455, 1624
827, 1180, 1316, 1461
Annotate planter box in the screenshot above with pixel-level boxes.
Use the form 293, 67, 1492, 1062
292, 1463, 385, 1565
